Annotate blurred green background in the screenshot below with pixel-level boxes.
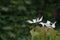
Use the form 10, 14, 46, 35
0, 0, 60, 40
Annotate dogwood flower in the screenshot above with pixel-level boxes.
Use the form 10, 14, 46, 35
27, 16, 43, 23
45, 20, 56, 28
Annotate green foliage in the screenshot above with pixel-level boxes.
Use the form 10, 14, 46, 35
30, 27, 57, 40
30, 26, 41, 40
47, 28, 56, 40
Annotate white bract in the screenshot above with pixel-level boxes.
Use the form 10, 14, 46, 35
45, 21, 56, 28
39, 22, 45, 27
27, 16, 43, 23
45, 20, 52, 28
51, 21, 56, 28
27, 19, 37, 23
46, 20, 51, 25
32, 19, 36, 23
37, 16, 43, 22
27, 20, 34, 23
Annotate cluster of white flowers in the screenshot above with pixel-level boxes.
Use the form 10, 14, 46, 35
27, 16, 56, 28
27, 16, 43, 23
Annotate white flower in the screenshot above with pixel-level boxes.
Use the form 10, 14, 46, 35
39, 22, 45, 27
45, 20, 52, 28
27, 16, 43, 23
37, 16, 43, 22
45, 20, 56, 28
51, 21, 56, 28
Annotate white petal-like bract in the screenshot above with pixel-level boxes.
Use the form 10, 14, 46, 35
33, 19, 37, 23
27, 20, 34, 23
36, 17, 39, 22
45, 20, 52, 28
51, 21, 56, 28
39, 16, 43, 22
39, 22, 45, 27
46, 20, 51, 24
